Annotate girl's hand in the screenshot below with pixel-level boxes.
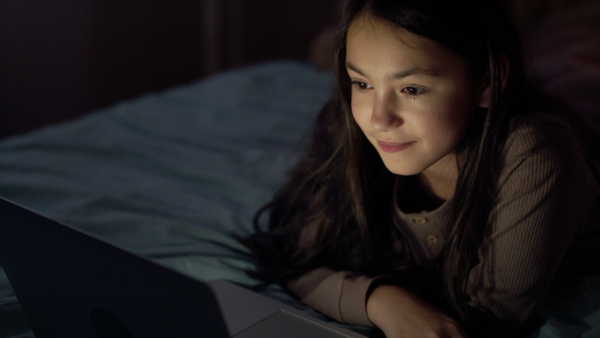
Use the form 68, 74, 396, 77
366, 284, 467, 338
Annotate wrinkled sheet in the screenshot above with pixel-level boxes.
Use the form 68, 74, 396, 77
0, 61, 353, 337
0, 61, 598, 338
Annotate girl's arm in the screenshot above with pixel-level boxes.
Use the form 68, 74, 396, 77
367, 284, 467, 338
461, 116, 599, 334
288, 267, 468, 337
286, 267, 376, 326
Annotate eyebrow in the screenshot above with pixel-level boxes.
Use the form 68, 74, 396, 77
346, 61, 437, 80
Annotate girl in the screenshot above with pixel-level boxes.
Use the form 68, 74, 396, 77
247, 0, 600, 337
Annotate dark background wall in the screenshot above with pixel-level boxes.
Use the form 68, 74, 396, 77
0, 0, 339, 138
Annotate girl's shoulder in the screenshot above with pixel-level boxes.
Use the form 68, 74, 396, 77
498, 111, 600, 187
504, 112, 584, 161
494, 112, 600, 216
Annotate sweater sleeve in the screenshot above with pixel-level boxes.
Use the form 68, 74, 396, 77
466, 118, 599, 332
286, 267, 377, 326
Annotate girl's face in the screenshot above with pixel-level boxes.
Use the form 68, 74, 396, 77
346, 15, 489, 178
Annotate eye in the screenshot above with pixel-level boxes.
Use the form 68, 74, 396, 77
402, 86, 426, 97
351, 81, 373, 92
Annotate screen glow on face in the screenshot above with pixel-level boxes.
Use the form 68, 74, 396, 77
346, 14, 485, 180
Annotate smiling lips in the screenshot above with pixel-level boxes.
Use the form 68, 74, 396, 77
377, 140, 415, 153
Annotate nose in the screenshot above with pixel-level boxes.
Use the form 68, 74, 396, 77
370, 93, 402, 131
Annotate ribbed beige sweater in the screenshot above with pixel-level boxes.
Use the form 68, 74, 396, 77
287, 113, 600, 331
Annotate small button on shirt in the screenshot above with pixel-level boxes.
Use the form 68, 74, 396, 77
426, 234, 439, 244
394, 199, 453, 265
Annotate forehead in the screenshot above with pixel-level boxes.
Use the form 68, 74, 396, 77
346, 12, 461, 67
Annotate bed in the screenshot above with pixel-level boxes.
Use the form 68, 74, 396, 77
1, 48, 599, 338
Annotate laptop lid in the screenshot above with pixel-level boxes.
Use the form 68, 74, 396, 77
0, 197, 367, 338
0, 197, 231, 337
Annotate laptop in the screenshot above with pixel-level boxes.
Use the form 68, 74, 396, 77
0, 197, 367, 337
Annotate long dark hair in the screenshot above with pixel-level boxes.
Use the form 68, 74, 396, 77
247, 0, 528, 326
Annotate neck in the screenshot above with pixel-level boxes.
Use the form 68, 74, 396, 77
418, 156, 459, 201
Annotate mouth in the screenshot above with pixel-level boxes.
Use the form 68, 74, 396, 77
377, 140, 415, 153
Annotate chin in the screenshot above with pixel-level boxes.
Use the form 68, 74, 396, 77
382, 163, 423, 177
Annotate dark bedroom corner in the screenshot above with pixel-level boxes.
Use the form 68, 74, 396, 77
0, 0, 339, 138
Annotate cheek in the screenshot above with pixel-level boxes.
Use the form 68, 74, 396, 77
350, 97, 370, 129
416, 103, 472, 148
433, 109, 474, 147
434, 88, 476, 133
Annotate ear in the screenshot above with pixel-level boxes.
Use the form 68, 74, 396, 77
478, 55, 510, 109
